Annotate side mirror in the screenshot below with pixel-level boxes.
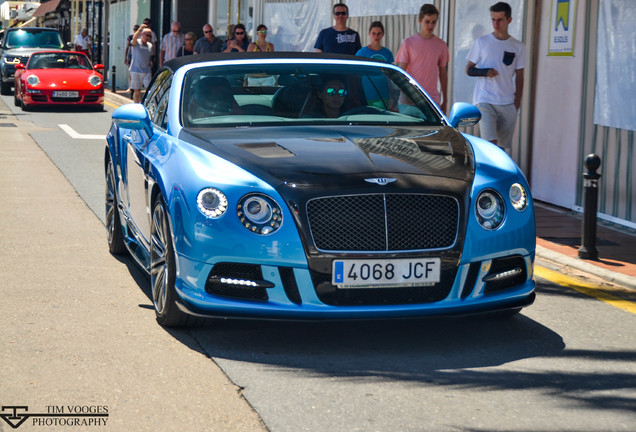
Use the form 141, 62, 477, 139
14, 64, 25, 70
112, 103, 153, 137
65, 42, 74, 50
94, 64, 104, 70
448, 102, 481, 128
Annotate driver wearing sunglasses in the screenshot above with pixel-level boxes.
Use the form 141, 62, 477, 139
316, 78, 349, 118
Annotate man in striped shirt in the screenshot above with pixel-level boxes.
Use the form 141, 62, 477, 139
160, 22, 185, 66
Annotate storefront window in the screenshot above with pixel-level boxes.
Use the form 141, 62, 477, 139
593, 0, 636, 131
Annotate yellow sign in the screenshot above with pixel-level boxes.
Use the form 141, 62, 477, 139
549, 0, 577, 56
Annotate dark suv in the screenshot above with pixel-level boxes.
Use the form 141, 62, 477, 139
1, 27, 64, 95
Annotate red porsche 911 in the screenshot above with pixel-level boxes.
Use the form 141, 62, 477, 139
14, 50, 104, 111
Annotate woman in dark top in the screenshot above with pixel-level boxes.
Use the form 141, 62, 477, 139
176, 32, 196, 57
223, 23, 249, 52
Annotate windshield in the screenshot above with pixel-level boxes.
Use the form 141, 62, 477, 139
5, 29, 64, 49
180, 63, 443, 128
28, 52, 92, 70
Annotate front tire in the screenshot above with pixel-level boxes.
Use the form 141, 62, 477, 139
105, 159, 126, 255
150, 197, 190, 327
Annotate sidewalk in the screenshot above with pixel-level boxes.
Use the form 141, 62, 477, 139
104, 90, 636, 291
535, 202, 636, 290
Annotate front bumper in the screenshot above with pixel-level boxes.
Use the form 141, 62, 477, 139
173, 252, 536, 320
22, 89, 104, 106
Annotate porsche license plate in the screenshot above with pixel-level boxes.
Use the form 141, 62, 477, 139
332, 258, 441, 288
53, 91, 78, 98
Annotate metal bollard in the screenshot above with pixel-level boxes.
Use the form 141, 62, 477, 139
111, 65, 116, 93
578, 154, 601, 260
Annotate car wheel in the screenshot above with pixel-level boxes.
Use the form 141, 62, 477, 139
0, 81, 10, 95
105, 159, 127, 255
150, 197, 191, 327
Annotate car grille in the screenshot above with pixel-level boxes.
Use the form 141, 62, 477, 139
307, 194, 459, 252
51, 96, 81, 103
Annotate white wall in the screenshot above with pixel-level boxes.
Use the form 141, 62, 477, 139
530, 0, 587, 208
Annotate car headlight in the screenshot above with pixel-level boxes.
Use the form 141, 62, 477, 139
197, 188, 228, 218
237, 194, 282, 235
475, 189, 505, 230
88, 74, 102, 87
26, 74, 40, 86
509, 183, 528, 212
3, 56, 20, 64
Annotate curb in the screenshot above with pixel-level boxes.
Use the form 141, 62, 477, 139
536, 245, 636, 290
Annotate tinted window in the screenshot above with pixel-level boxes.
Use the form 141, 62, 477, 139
180, 63, 442, 128
5, 29, 64, 49
28, 52, 92, 70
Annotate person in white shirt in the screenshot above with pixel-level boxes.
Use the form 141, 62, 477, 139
74, 28, 91, 58
465, 2, 526, 153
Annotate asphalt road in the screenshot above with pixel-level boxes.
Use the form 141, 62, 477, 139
1, 95, 635, 432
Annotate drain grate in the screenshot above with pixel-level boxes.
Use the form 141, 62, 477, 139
0, 123, 17, 127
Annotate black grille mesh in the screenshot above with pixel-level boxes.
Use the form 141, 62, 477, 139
307, 194, 458, 251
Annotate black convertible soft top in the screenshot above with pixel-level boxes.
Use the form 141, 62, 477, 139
162, 51, 383, 73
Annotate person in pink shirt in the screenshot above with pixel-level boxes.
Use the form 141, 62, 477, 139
396, 4, 449, 113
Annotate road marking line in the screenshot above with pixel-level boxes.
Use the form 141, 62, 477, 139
535, 265, 636, 315
59, 124, 105, 140
105, 100, 118, 109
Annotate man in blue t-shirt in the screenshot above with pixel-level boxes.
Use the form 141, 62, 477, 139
314, 3, 361, 55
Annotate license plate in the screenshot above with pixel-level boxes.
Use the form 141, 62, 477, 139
53, 91, 78, 98
332, 258, 441, 288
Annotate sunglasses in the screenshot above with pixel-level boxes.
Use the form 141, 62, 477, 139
204, 30, 212, 33
334, 11, 348, 16
257, 30, 268, 35
325, 87, 347, 97
235, 31, 245, 35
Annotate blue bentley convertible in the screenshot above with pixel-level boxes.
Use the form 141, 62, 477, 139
105, 53, 535, 327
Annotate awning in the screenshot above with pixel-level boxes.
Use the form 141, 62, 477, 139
33, 0, 62, 18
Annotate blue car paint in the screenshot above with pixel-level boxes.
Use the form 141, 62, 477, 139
107, 56, 536, 322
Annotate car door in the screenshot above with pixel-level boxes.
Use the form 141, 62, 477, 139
122, 70, 173, 252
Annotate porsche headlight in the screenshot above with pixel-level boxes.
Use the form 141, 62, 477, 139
476, 189, 505, 230
509, 183, 528, 212
197, 188, 228, 218
237, 194, 282, 235
88, 74, 102, 87
26, 75, 40, 86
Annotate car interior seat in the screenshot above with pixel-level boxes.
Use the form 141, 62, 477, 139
271, 75, 311, 118
193, 76, 241, 115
